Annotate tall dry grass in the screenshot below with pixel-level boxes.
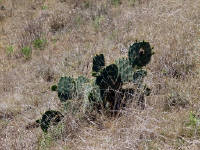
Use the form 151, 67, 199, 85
0, 0, 200, 149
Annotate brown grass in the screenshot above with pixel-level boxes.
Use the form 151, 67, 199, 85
0, 0, 200, 149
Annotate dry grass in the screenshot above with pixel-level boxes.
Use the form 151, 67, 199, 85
0, 0, 200, 149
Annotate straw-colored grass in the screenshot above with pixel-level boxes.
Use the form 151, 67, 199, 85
0, 0, 200, 149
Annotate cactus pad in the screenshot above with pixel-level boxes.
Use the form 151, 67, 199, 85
96, 64, 121, 90
115, 58, 134, 82
128, 41, 153, 68
92, 54, 105, 76
38, 110, 64, 132
83, 84, 102, 112
57, 76, 75, 102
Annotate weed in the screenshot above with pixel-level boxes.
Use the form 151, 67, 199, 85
33, 38, 47, 50
41, 5, 48, 10
21, 46, 32, 59
180, 112, 200, 138
38, 133, 54, 150
111, 0, 121, 6
93, 15, 105, 31
6, 45, 14, 56
187, 112, 200, 128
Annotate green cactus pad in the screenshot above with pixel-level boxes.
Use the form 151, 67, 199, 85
92, 54, 105, 76
39, 110, 64, 133
57, 76, 75, 102
96, 64, 121, 90
128, 41, 153, 68
83, 84, 102, 112
115, 58, 134, 82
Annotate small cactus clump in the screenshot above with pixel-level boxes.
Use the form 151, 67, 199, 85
35, 40, 153, 134
36, 110, 64, 133
50, 40, 153, 114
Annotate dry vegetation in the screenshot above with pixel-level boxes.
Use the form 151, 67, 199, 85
0, 0, 200, 149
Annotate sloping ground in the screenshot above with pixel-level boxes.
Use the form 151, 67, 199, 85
0, 0, 200, 149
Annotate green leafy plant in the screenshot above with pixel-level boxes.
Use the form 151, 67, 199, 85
187, 112, 200, 128
21, 46, 32, 59
33, 38, 47, 50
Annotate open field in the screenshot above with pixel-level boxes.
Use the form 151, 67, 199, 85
0, 0, 200, 149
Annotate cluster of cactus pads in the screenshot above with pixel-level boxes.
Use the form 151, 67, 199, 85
36, 41, 153, 132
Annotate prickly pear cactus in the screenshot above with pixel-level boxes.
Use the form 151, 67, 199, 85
37, 110, 64, 133
128, 41, 153, 68
115, 58, 134, 82
92, 54, 105, 77
83, 83, 102, 112
57, 76, 75, 102
75, 76, 89, 98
